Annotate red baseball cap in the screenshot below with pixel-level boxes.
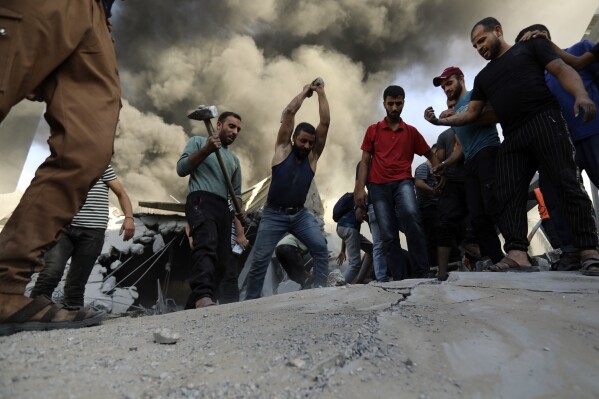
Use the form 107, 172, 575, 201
433, 66, 464, 87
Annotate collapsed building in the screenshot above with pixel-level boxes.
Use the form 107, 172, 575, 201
21, 177, 333, 315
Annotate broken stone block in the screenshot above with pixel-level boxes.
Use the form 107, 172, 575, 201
153, 328, 180, 344
101, 276, 116, 293
138, 236, 153, 245
130, 243, 145, 255
327, 269, 345, 287
286, 359, 306, 368
152, 234, 165, 253
110, 259, 122, 270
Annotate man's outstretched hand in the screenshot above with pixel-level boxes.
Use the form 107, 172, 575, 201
424, 106, 440, 125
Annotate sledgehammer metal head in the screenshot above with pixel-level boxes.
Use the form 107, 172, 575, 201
188, 105, 218, 121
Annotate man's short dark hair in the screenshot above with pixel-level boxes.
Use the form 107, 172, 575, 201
293, 122, 316, 137
515, 24, 551, 43
471, 17, 501, 37
218, 111, 241, 124
383, 85, 405, 100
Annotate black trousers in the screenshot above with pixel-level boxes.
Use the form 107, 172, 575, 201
419, 204, 438, 266
495, 109, 598, 252
436, 180, 468, 247
464, 146, 504, 263
185, 191, 236, 304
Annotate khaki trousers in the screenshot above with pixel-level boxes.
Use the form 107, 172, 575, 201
0, 0, 121, 294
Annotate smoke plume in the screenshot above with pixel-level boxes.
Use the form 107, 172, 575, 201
3, 1, 592, 209
108, 0, 595, 210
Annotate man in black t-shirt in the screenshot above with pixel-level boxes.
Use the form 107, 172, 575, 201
424, 17, 599, 275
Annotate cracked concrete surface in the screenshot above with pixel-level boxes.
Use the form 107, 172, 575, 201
1, 272, 598, 398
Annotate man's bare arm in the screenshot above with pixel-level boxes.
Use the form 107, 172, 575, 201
310, 81, 330, 158
185, 137, 221, 171
546, 58, 596, 122
519, 31, 598, 71
354, 151, 372, 209
275, 84, 312, 149
424, 99, 486, 127
107, 178, 135, 241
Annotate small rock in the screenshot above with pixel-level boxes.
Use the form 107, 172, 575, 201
153, 328, 180, 344
287, 359, 306, 368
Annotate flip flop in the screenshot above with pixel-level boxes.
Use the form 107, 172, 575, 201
484, 256, 540, 273
580, 254, 599, 276
0, 296, 106, 336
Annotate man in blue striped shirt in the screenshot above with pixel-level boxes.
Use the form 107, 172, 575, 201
30, 165, 135, 308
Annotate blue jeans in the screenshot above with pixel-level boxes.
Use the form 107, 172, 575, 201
31, 225, 105, 307
575, 133, 599, 188
368, 204, 389, 281
245, 208, 328, 299
336, 225, 372, 283
369, 180, 429, 279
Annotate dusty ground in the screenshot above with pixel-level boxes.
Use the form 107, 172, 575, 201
1, 271, 598, 399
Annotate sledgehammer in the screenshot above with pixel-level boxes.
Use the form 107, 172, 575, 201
188, 105, 245, 225
306, 77, 324, 98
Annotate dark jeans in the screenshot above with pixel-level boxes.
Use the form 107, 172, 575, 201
369, 179, 428, 279
419, 204, 438, 266
31, 225, 105, 307
274, 244, 311, 286
436, 180, 468, 247
245, 207, 328, 300
464, 146, 504, 263
186, 191, 235, 304
495, 110, 597, 252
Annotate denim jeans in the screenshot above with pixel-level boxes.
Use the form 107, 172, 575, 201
368, 204, 390, 281
31, 225, 105, 307
245, 207, 328, 299
336, 225, 372, 283
369, 179, 429, 279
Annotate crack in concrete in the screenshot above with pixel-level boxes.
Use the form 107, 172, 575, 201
451, 284, 592, 295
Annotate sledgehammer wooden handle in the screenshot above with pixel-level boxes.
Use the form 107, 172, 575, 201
203, 120, 247, 226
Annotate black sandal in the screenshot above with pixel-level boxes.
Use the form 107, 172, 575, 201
0, 296, 106, 336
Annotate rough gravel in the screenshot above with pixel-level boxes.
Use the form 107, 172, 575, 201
1, 272, 598, 398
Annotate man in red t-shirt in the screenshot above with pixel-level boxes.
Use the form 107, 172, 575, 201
355, 85, 440, 279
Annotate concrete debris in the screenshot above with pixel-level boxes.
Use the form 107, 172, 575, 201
327, 269, 345, 287
286, 358, 306, 368
152, 234, 165, 252
110, 259, 122, 270
4, 272, 599, 398
153, 328, 180, 344
531, 256, 551, 271
101, 276, 116, 293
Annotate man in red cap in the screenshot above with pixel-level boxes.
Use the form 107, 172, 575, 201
429, 66, 504, 279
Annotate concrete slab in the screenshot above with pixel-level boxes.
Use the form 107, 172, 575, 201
1, 272, 598, 398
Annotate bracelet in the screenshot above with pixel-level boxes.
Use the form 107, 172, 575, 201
125, 216, 134, 220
